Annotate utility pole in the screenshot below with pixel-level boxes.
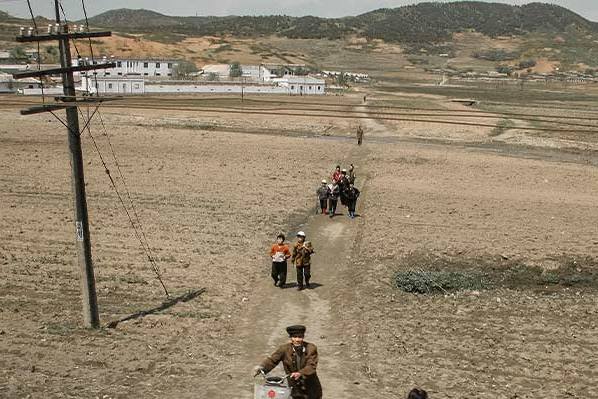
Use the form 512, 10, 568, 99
241, 76, 245, 102
13, 0, 116, 329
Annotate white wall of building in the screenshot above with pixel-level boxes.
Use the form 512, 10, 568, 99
273, 77, 326, 95
74, 58, 178, 78
145, 84, 288, 94
81, 76, 145, 94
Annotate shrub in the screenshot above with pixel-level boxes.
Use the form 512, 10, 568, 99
395, 270, 487, 294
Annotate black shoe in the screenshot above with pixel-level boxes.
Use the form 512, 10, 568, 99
297, 285, 304, 291
279, 283, 285, 289
305, 283, 311, 289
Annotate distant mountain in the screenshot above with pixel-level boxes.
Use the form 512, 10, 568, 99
82, 2, 598, 42
2, 2, 597, 43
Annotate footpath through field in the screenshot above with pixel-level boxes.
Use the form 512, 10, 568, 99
202, 108, 378, 398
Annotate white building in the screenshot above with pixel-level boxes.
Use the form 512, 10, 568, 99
74, 57, 179, 78
201, 63, 309, 82
80, 76, 144, 95
273, 76, 325, 95
0, 72, 42, 93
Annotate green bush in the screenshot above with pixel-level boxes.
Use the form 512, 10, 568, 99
395, 270, 487, 294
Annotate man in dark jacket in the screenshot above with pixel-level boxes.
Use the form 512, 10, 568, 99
345, 184, 360, 219
338, 169, 350, 206
327, 183, 340, 218
257, 325, 323, 399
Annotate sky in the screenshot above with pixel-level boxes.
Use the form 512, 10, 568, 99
1, 0, 597, 22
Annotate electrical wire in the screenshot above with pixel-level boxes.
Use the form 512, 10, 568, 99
96, 109, 165, 295
77, 109, 170, 298
81, 0, 99, 94
25, 0, 44, 102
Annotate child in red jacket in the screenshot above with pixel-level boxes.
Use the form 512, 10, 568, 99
270, 233, 291, 288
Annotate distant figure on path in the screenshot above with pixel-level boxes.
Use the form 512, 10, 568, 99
331, 165, 342, 184
338, 169, 350, 206
316, 180, 329, 215
270, 233, 291, 288
327, 182, 340, 218
356, 125, 364, 145
348, 164, 356, 184
345, 183, 360, 219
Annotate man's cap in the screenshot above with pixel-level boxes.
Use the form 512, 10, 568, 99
342, 169, 347, 173
321, 179, 327, 184
286, 325, 306, 336
296, 231, 306, 237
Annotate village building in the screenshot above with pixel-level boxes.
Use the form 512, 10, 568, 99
80, 75, 145, 95
273, 76, 326, 95
73, 57, 179, 78
0, 72, 42, 94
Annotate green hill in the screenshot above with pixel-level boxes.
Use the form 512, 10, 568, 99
81, 2, 597, 42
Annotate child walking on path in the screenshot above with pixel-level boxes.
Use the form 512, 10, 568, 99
270, 233, 291, 288
291, 232, 315, 290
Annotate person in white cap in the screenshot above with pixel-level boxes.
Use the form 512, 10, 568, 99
316, 180, 329, 214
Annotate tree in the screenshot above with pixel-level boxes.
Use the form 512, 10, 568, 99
43, 46, 59, 63
9, 46, 27, 60
495, 65, 513, 75
173, 60, 198, 79
229, 62, 243, 78
518, 59, 536, 70
206, 72, 219, 81
335, 72, 349, 86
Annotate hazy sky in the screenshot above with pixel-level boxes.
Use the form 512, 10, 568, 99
1, 0, 597, 21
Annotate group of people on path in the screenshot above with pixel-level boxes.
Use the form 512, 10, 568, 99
316, 164, 360, 219
257, 164, 366, 398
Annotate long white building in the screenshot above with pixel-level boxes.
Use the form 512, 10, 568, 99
74, 57, 179, 78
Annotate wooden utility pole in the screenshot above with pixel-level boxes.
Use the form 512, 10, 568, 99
13, 0, 116, 329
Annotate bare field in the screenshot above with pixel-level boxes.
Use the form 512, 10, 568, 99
0, 104, 353, 397
1, 90, 598, 398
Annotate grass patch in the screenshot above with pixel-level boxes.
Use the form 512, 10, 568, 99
142, 32, 187, 44
396, 270, 486, 294
395, 252, 598, 294
489, 118, 515, 137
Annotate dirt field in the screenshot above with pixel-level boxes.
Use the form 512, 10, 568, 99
1, 89, 597, 398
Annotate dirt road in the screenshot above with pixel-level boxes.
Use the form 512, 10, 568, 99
206, 153, 370, 397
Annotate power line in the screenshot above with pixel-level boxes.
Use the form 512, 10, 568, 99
91, 103, 598, 135
77, 109, 170, 298
25, 0, 45, 102
81, 0, 99, 94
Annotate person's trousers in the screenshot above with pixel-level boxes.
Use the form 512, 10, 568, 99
328, 199, 338, 215
296, 265, 311, 287
348, 199, 357, 214
319, 199, 327, 213
271, 261, 287, 286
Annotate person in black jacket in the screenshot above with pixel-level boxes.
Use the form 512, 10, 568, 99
327, 182, 340, 218
345, 184, 360, 219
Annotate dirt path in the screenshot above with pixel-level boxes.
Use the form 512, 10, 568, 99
205, 142, 370, 397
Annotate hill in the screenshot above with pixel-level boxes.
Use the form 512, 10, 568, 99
82, 2, 598, 42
